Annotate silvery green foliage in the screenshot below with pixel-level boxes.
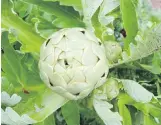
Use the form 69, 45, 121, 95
136, 0, 161, 31
1, 91, 21, 106
110, 23, 161, 68
1, 107, 36, 125
82, 0, 120, 29
82, 0, 103, 30
93, 91, 122, 125
39, 28, 109, 100
98, 0, 120, 26
121, 80, 154, 103
1, 92, 36, 125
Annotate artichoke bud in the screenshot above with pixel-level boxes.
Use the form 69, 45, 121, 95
104, 41, 122, 63
104, 78, 120, 100
39, 28, 109, 100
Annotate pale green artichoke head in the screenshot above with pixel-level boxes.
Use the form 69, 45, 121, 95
39, 28, 109, 100
104, 41, 122, 63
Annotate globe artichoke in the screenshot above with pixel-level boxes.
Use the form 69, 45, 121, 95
39, 28, 109, 100
104, 41, 122, 63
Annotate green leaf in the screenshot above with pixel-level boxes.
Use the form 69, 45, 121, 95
118, 100, 132, 125
140, 51, 161, 74
21, 0, 85, 27
133, 112, 144, 125
120, 0, 138, 50
2, 31, 27, 87
61, 101, 80, 125
12, 0, 32, 19
1, 31, 43, 89
11, 0, 57, 33
91, 7, 104, 40
34, 114, 56, 125
31, 17, 58, 38
134, 102, 161, 120
78, 106, 104, 125
1, 0, 44, 52
118, 94, 161, 124
18, 4, 59, 38
144, 115, 158, 125
91, 8, 115, 41
1, 77, 15, 95
43, 0, 82, 13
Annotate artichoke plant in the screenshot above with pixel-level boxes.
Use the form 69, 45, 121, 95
39, 28, 109, 100
2, 0, 161, 124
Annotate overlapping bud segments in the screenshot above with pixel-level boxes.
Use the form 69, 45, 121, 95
39, 28, 109, 100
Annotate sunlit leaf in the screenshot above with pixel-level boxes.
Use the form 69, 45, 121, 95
120, 0, 138, 49
118, 100, 132, 125
43, 0, 82, 14
21, 0, 85, 27
1, 0, 44, 52
1, 31, 43, 88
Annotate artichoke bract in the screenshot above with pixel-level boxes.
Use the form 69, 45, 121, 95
39, 28, 109, 100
